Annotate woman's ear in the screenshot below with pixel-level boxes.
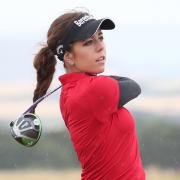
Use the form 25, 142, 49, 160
64, 51, 75, 66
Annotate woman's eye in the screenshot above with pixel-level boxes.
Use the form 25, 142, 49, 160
83, 36, 104, 46
99, 36, 104, 41
83, 39, 93, 46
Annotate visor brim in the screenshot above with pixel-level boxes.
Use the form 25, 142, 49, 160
74, 18, 115, 41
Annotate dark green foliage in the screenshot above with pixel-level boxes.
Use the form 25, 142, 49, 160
1, 114, 180, 169
0, 129, 80, 169
135, 116, 180, 169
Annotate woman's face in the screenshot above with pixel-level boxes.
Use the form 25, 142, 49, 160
64, 29, 106, 74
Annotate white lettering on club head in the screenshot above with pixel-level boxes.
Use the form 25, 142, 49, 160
20, 121, 30, 129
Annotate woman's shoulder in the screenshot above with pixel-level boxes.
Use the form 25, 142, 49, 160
74, 75, 118, 98
85, 75, 118, 93
91, 75, 117, 84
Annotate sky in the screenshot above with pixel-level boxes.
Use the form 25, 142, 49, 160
0, 0, 180, 81
0, 0, 180, 127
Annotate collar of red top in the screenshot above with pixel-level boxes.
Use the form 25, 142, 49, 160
59, 72, 97, 85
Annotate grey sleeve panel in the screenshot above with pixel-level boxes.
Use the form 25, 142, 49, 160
109, 76, 141, 107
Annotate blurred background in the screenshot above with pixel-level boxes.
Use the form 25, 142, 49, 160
0, 0, 180, 179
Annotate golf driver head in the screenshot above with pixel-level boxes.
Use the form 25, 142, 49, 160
10, 113, 42, 147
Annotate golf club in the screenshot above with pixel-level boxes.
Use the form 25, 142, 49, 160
9, 85, 62, 147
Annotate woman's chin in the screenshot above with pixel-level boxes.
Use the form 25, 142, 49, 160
90, 68, 105, 75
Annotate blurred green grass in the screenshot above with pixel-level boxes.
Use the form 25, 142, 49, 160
146, 166, 180, 180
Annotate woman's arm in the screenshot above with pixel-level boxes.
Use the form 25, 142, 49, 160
87, 75, 141, 121
108, 76, 141, 107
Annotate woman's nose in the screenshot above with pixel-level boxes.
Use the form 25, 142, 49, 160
95, 40, 105, 52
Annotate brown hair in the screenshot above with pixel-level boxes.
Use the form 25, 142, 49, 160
32, 9, 87, 113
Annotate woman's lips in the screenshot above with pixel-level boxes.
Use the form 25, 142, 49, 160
96, 56, 106, 62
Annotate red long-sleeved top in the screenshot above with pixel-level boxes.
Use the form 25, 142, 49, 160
59, 72, 146, 180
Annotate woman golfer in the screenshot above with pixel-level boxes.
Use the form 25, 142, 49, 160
32, 9, 146, 180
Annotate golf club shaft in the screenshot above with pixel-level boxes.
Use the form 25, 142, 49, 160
23, 85, 62, 115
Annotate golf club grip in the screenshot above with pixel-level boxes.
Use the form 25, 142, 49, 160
23, 85, 62, 115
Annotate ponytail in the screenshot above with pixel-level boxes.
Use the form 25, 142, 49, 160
32, 46, 57, 113
31, 10, 86, 113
